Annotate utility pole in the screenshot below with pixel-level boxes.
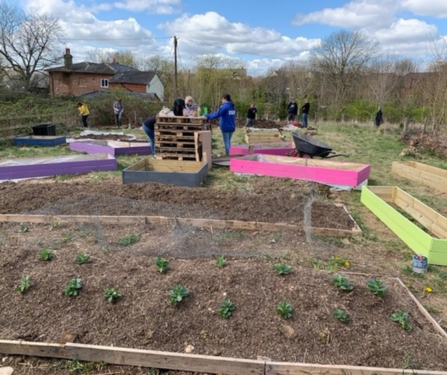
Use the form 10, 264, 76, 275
174, 36, 178, 98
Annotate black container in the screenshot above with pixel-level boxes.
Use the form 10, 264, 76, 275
292, 132, 332, 158
32, 123, 56, 136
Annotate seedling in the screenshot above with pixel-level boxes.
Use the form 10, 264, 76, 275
332, 274, 354, 291
391, 311, 411, 331
155, 257, 169, 273
276, 301, 293, 319
64, 278, 82, 296
367, 277, 387, 297
218, 299, 235, 318
333, 308, 349, 323
118, 233, 140, 246
168, 285, 189, 306
39, 248, 53, 261
274, 263, 292, 275
104, 288, 122, 303
16, 275, 31, 293
75, 252, 91, 265
18, 223, 29, 233
216, 255, 227, 268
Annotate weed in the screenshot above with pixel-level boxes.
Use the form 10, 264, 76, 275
333, 308, 349, 323
332, 274, 354, 291
276, 301, 293, 319
327, 256, 350, 271
401, 265, 425, 278
215, 255, 227, 268
218, 299, 235, 318
309, 258, 326, 270
274, 263, 293, 275
155, 257, 169, 273
64, 278, 82, 296
391, 311, 411, 331
17, 275, 31, 293
366, 277, 387, 297
104, 288, 122, 303
50, 221, 62, 230
219, 230, 244, 240
118, 233, 140, 246
39, 248, 53, 261
61, 234, 73, 243
75, 252, 91, 265
168, 285, 189, 306
18, 223, 29, 233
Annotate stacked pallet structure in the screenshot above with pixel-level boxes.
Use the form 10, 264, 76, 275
155, 115, 211, 161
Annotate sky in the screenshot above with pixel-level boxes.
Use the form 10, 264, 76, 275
18, 0, 447, 76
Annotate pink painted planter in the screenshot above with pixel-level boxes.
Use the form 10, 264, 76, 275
0, 154, 117, 180
230, 154, 370, 189
70, 140, 152, 156
230, 143, 295, 156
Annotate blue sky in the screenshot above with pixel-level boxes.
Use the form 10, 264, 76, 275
19, 0, 447, 75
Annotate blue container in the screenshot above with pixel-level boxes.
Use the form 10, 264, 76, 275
412, 255, 428, 273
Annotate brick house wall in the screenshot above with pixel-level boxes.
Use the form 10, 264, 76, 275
49, 72, 114, 97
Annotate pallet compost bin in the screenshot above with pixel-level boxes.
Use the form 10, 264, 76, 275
32, 123, 56, 136
230, 154, 370, 189
122, 158, 208, 187
70, 140, 152, 156
392, 161, 447, 193
13, 136, 66, 147
361, 186, 447, 266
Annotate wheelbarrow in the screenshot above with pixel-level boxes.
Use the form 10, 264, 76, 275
292, 132, 349, 158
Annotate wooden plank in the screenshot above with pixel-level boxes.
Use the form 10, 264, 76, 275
367, 186, 395, 203
392, 161, 447, 193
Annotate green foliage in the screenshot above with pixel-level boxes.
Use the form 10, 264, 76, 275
215, 255, 227, 268
367, 277, 387, 297
332, 274, 354, 291
327, 256, 350, 271
218, 299, 235, 318
75, 252, 91, 265
155, 257, 169, 273
168, 285, 190, 306
276, 301, 293, 319
64, 278, 82, 296
39, 248, 53, 261
118, 233, 140, 246
18, 223, 29, 233
274, 263, 293, 275
17, 275, 31, 293
333, 308, 349, 323
391, 311, 411, 331
104, 288, 122, 303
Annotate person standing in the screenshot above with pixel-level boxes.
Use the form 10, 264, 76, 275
205, 93, 236, 156
113, 99, 124, 128
301, 99, 310, 128
287, 98, 298, 124
245, 103, 257, 127
77, 101, 90, 128
142, 116, 156, 158
375, 107, 384, 127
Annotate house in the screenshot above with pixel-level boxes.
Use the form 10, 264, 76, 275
47, 49, 164, 100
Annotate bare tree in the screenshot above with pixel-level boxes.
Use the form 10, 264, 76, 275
0, 1, 64, 91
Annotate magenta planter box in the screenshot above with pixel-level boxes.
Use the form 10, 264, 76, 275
70, 140, 152, 156
230, 154, 370, 189
0, 154, 117, 180
230, 143, 295, 156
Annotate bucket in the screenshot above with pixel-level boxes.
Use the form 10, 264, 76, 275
412, 255, 428, 273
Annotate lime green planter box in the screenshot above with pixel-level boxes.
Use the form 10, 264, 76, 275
361, 186, 447, 266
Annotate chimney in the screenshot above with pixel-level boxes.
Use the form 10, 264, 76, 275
64, 48, 73, 70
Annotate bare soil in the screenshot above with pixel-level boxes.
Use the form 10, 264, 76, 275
1, 176, 447, 374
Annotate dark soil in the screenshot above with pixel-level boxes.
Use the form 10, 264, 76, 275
1, 177, 447, 374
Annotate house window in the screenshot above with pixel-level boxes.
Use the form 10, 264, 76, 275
100, 78, 109, 88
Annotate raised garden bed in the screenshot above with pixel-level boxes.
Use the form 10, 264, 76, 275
392, 161, 447, 193
361, 186, 447, 266
70, 139, 152, 156
13, 135, 66, 147
230, 142, 294, 156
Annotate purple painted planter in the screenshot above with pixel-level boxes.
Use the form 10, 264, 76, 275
70, 140, 152, 156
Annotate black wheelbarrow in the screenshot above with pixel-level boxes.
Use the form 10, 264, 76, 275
292, 132, 349, 158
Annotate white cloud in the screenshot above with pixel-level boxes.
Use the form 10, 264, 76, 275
401, 0, 447, 17
374, 18, 439, 44
111, 0, 181, 14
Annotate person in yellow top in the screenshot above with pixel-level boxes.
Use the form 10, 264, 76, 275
77, 101, 90, 128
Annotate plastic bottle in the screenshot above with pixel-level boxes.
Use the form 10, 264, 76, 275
204, 106, 208, 115
197, 106, 202, 116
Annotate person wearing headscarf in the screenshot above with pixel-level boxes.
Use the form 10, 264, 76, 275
183, 96, 197, 117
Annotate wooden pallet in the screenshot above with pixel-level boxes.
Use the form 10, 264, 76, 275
158, 154, 198, 161
155, 123, 211, 131
156, 115, 207, 125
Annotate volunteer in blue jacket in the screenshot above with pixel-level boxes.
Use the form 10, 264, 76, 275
205, 94, 236, 156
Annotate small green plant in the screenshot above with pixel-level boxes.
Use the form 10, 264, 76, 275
367, 277, 387, 297
215, 255, 227, 268
332, 274, 354, 291
75, 252, 91, 265
276, 301, 293, 319
274, 263, 292, 275
333, 308, 349, 323
118, 233, 140, 246
168, 285, 189, 306
18, 223, 29, 233
64, 278, 82, 296
39, 248, 53, 261
16, 275, 31, 293
104, 288, 122, 303
218, 299, 235, 318
155, 257, 169, 273
328, 256, 350, 271
391, 311, 411, 331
